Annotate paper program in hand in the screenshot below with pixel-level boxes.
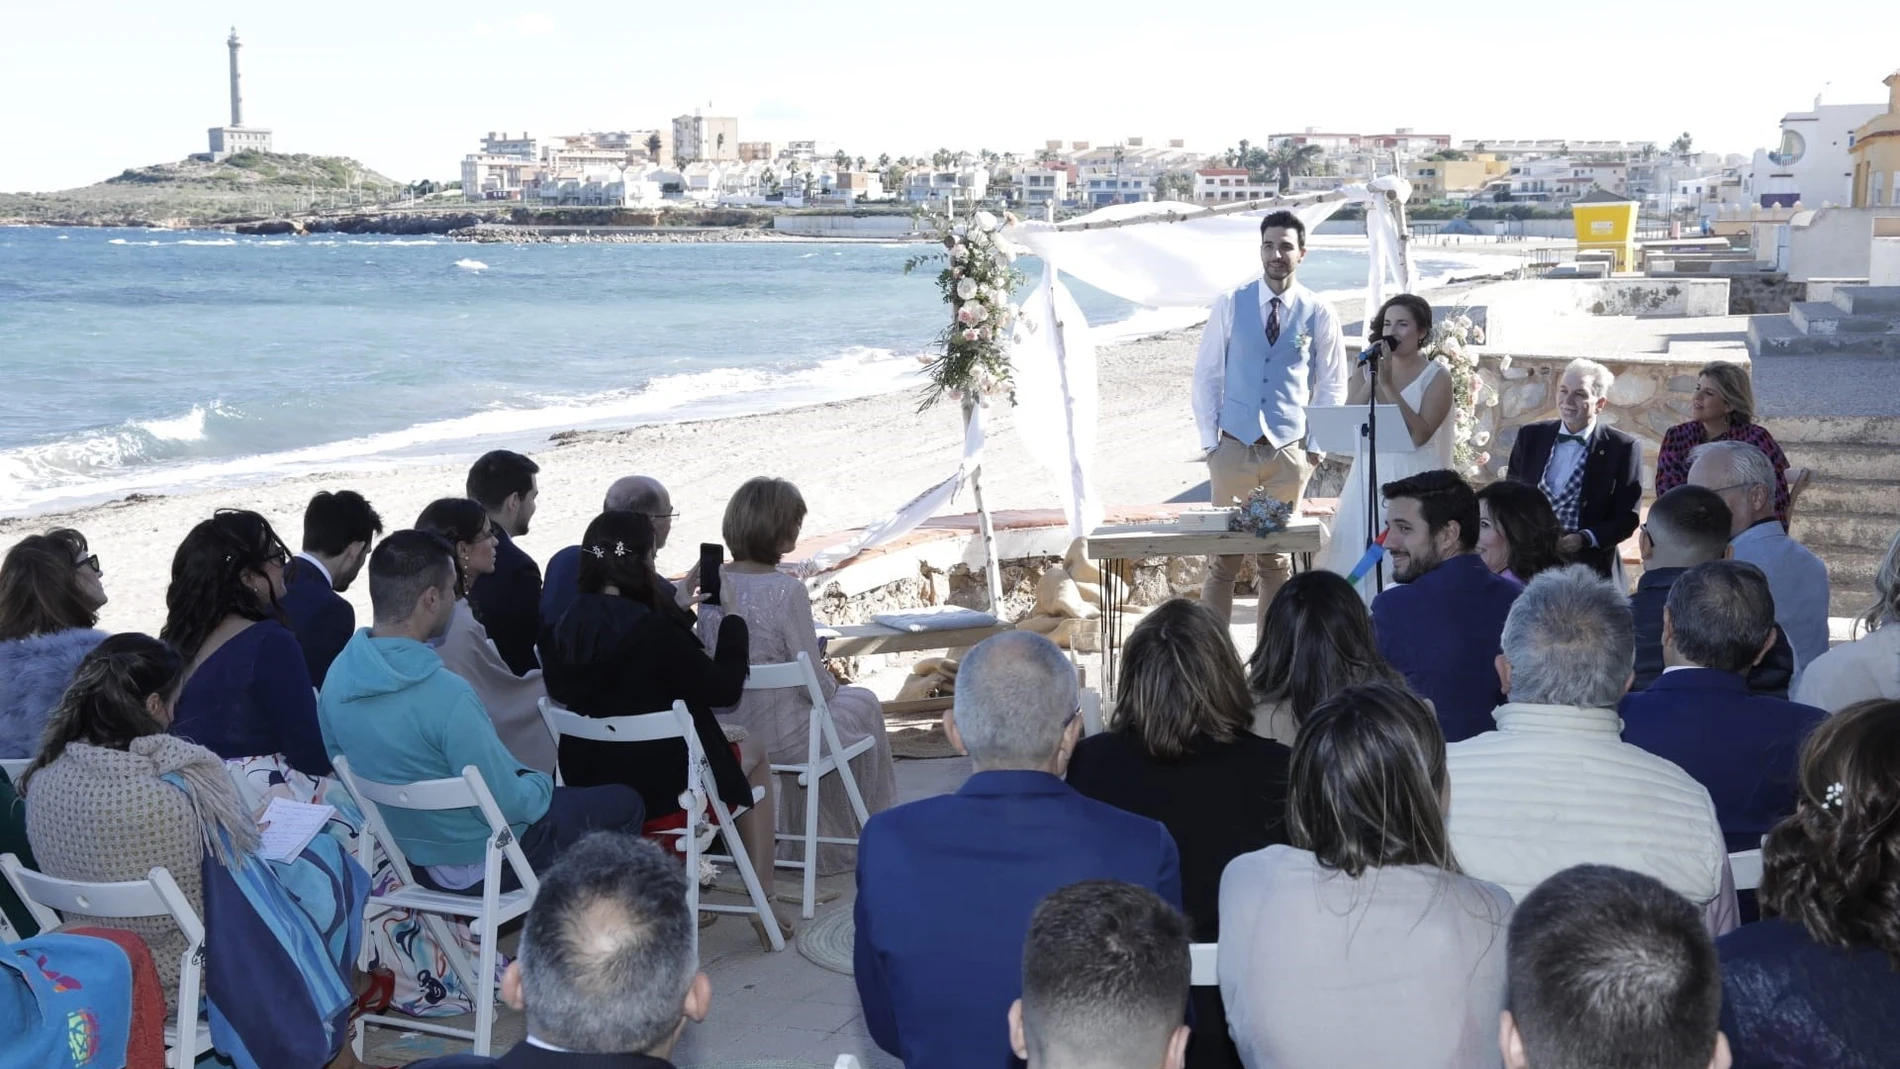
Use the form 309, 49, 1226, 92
256, 797, 337, 862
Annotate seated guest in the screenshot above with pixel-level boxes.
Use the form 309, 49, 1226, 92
1010, 881, 1192, 1069
1221, 681, 1513, 1069
1632, 485, 1795, 696
22, 634, 370, 1050
1446, 566, 1730, 917
283, 490, 382, 688
405, 834, 713, 1069
854, 631, 1181, 1069
1621, 561, 1827, 851
702, 477, 895, 875
1657, 360, 1792, 529
465, 449, 544, 676
0, 528, 109, 759
1688, 441, 1829, 679
415, 497, 555, 774
1370, 470, 1521, 742
1068, 598, 1289, 1069
1718, 698, 1900, 1068
1504, 865, 1730, 1069
541, 509, 790, 946
1245, 569, 1408, 744
1475, 479, 1565, 587
542, 476, 678, 629
320, 530, 643, 893
1796, 526, 1900, 712
1504, 358, 1644, 578
162, 509, 331, 776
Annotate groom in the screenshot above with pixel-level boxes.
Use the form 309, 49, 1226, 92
1191, 209, 1349, 631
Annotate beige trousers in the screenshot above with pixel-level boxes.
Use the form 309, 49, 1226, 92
1201, 435, 1314, 636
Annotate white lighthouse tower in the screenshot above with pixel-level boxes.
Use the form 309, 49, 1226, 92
206, 28, 272, 161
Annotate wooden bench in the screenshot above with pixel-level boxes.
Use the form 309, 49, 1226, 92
819, 622, 1013, 660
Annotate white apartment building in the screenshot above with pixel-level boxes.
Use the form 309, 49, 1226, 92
1082, 173, 1154, 206
904, 168, 990, 204
673, 114, 740, 162
481, 131, 541, 159
1194, 168, 1274, 202
461, 153, 536, 200
783, 140, 841, 161
1013, 167, 1070, 205
1746, 98, 1886, 208
1459, 139, 1657, 160
1270, 129, 1362, 154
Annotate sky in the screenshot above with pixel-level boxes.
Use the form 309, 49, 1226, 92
3, 1, 1896, 193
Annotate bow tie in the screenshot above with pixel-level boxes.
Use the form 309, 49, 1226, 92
1557, 432, 1588, 446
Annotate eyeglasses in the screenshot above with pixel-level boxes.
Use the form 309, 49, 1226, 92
1702, 483, 1753, 495
647, 511, 680, 522
75, 554, 101, 575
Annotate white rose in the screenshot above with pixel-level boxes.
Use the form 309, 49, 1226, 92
1455, 314, 1473, 329
962, 328, 979, 342
976, 211, 998, 232
956, 278, 979, 300
964, 299, 987, 321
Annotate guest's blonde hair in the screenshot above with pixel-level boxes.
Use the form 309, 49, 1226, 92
1697, 361, 1756, 425
722, 477, 807, 566
1860, 526, 1900, 636
1113, 599, 1253, 760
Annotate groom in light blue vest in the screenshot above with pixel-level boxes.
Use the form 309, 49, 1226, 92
1191, 210, 1348, 633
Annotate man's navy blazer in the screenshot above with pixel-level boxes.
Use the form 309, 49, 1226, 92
1506, 420, 1644, 578
468, 526, 543, 676
853, 770, 1182, 1069
1620, 667, 1827, 851
281, 557, 353, 689
1371, 553, 1521, 744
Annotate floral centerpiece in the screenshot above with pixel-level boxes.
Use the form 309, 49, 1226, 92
903, 210, 1028, 411
1228, 489, 1295, 537
1422, 307, 1494, 478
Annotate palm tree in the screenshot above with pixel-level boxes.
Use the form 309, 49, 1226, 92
645, 133, 662, 161
1265, 144, 1324, 192
876, 153, 890, 170
716, 132, 727, 157
835, 149, 851, 169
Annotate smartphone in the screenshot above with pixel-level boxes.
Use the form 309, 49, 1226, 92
697, 542, 724, 604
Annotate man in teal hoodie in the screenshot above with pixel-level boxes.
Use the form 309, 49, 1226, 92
320, 529, 644, 893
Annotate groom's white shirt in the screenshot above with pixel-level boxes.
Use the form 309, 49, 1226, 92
1191, 277, 1348, 453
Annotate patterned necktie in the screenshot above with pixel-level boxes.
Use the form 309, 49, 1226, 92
1265, 297, 1282, 346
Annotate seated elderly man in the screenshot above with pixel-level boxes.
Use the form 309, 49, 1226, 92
854, 631, 1182, 1069
1621, 560, 1828, 851
542, 476, 678, 628
407, 832, 711, 1068
1687, 440, 1830, 681
1445, 566, 1731, 927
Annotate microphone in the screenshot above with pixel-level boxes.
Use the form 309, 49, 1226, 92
1357, 335, 1397, 364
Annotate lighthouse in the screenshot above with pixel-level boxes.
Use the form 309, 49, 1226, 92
205, 27, 273, 161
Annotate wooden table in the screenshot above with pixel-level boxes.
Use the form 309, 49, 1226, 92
818, 622, 1011, 660
1084, 519, 1326, 696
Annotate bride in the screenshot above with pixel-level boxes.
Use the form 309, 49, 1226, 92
1319, 294, 1455, 598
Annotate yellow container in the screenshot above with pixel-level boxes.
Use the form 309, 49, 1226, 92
1571, 194, 1639, 271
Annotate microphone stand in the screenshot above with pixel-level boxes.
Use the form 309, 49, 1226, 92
1362, 346, 1384, 595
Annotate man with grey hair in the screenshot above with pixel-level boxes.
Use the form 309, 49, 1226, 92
1687, 440, 1829, 678
1445, 565, 1730, 922
406, 832, 708, 1068
854, 631, 1182, 1069
1010, 881, 1193, 1069
1506, 357, 1643, 577
541, 476, 679, 627
1620, 560, 1827, 851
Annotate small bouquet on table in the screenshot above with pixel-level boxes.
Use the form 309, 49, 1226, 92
1173, 490, 1296, 536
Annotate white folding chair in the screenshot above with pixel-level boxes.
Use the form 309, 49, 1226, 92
332, 756, 538, 1058
747, 652, 874, 919
0, 854, 213, 1069
1190, 942, 1218, 987
536, 698, 782, 951
1730, 848, 1764, 893
0, 757, 29, 782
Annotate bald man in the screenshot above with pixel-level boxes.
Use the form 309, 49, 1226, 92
540, 476, 679, 629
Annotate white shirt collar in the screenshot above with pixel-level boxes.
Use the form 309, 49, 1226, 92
1660, 664, 1699, 675
294, 552, 334, 588
525, 1035, 574, 1053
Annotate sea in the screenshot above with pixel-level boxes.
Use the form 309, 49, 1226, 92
0, 227, 1484, 516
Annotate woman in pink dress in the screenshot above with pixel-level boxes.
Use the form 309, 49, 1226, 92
698, 477, 896, 875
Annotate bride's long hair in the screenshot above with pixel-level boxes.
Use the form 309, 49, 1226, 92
1370, 294, 1434, 357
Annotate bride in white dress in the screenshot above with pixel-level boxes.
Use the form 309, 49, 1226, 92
1318, 294, 1457, 599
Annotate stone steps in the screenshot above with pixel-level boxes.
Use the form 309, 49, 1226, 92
1792, 510, 1899, 553
1788, 301, 1900, 335
1748, 314, 1900, 357
1795, 479, 1900, 517
1778, 441, 1900, 482
1833, 286, 1900, 315
1764, 415, 1900, 622
1812, 544, 1887, 619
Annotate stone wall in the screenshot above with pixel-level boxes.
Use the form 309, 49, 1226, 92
1482, 353, 1710, 489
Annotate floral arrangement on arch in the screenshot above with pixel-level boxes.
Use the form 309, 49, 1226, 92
1422, 307, 1495, 478
903, 209, 1027, 411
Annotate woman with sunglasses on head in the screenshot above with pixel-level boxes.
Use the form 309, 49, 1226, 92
162, 509, 331, 777
414, 497, 555, 774
0, 528, 110, 759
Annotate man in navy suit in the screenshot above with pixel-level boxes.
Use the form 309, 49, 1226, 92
1621, 560, 1828, 851
854, 631, 1182, 1069
282, 489, 382, 687
1371, 470, 1522, 743
405, 833, 710, 1069
1506, 359, 1643, 578
467, 450, 544, 676
542, 475, 678, 629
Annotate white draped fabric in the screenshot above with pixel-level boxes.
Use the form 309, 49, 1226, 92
800, 181, 1414, 585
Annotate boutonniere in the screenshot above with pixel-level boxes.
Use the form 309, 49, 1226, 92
1296, 331, 1312, 358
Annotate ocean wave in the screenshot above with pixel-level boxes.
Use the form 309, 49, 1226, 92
455, 259, 488, 271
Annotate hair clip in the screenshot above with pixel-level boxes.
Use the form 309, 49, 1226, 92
1824, 782, 1845, 810
614, 541, 628, 557
586, 545, 607, 559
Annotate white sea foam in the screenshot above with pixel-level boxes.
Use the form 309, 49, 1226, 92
455, 259, 488, 271
138, 405, 211, 442
178, 238, 238, 247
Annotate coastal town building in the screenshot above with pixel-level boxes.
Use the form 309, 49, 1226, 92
1456, 139, 1656, 160
904, 168, 989, 204
1406, 155, 1508, 201
202, 29, 272, 162
1194, 168, 1275, 202
1745, 96, 1885, 208
1012, 166, 1070, 205
831, 170, 888, 203
673, 114, 740, 162
737, 141, 776, 162
480, 132, 541, 160
1269, 129, 1362, 154
1851, 71, 1900, 207
783, 140, 842, 162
